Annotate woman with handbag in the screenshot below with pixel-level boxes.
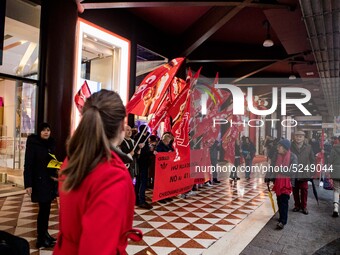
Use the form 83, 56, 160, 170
53, 90, 142, 255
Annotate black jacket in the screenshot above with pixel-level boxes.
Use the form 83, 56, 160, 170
24, 135, 57, 203
156, 141, 174, 152
290, 142, 315, 180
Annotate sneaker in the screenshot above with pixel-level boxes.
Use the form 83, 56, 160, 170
302, 208, 309, 215
332, 211, 339, 217
187, 190, 197, 196
205, 181, 213, 187
276, 222, 284, 230
292, 207, 300, 212
138, 202, 153, 210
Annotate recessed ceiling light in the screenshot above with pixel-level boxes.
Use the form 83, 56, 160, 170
313, 88, 319, 91
306, 72, 314, 76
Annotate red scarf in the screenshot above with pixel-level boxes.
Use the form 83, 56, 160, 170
276, 150, 291, 167
273, 150, 292, 196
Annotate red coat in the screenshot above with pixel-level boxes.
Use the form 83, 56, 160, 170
53, 151, 140, 255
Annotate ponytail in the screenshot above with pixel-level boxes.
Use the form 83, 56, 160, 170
61, 90, 126, 191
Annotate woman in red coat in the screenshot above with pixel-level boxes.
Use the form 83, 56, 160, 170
53, 90, 142, 255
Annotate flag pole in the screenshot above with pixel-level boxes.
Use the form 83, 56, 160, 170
132, 88, 170, 151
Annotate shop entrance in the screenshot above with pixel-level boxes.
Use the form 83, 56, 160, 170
0, 78, 37, 170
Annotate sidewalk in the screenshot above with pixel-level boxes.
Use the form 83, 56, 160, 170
240, 181, 340, 255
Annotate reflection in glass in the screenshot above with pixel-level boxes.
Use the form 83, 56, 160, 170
0, 0, 40, 79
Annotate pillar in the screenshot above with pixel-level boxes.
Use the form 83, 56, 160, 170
38, 0, 78, 159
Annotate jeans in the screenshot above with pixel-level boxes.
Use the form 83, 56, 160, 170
245, 159, 252, 178
230, 158, 240, 179
277, 194, 290, 225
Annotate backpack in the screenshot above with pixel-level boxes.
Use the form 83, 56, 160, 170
0, 231, 29, 255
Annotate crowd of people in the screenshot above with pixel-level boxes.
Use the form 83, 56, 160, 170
264, 131, 340, 230
21, 89, 339, 252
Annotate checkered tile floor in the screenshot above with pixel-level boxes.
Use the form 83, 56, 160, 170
0, 177, 268, 255
0, 193, 59, 255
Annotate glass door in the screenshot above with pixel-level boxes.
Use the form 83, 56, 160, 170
14, 81, 37, 169
0, 78, 37, 169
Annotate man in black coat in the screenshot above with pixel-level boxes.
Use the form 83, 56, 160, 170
24, 123, 57, 248
134, 125, 153, 209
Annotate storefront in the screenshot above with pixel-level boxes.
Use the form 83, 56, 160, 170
0, 0, 133, 169
0, 0, 40, 169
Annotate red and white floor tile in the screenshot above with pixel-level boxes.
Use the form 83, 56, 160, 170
128, 178, 268, 255
0, 177, 269, 255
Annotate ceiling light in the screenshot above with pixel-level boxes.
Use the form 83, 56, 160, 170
313, 88, 319, 91
263, 39, 274, 47
263, 20, 274, 48
289, 63, 296, 80
306, 72, 314, 76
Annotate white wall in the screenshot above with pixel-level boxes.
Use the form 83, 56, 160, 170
90, 56, 113, 90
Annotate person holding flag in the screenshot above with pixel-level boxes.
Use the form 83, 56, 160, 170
134, 125, 153, 210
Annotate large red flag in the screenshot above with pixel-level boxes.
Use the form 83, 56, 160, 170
74, 80, 91, 113
126, 57, 184, 116
148, 70, 191, 131
169, 68, 201, 161
222, 115, 242, 163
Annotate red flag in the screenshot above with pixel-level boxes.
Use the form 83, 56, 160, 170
170, 77, 186, 102
148, 68, 192, 132
163, 115, 172, 133
222, 115, 241, 163
169, 68, 201, 161
74, 80, 91, 113
126, 57, 184, 116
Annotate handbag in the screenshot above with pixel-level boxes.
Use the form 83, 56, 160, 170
323, 171, 334, 190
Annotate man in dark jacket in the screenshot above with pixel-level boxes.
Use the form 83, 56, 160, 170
120, 125, 138, 179
24, 123, 57, 248
241, 137, 256, 180
290, 131, 315, 215
134, 125, 153, 209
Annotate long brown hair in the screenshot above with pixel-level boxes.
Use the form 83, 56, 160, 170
61, 89, 126, 191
